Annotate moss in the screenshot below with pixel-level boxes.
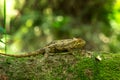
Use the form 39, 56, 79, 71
0, 52, 120, 80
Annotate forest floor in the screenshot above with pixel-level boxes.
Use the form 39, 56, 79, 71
0, 51, 120, 80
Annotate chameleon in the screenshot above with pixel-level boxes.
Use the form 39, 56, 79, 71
0, 38, 86, 58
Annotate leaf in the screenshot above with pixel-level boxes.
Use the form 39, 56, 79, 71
0, 39, 5, 43
0, 27, 5, 43
0, 26, 5, 34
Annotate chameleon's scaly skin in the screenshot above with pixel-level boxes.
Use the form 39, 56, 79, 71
0, 38, 86, 57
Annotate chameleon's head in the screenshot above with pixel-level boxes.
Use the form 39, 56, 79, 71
72, 38, 86, 48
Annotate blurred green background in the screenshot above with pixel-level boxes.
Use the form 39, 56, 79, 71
0, 0, 120, 54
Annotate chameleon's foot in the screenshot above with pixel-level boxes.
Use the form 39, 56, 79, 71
40, 47, 50, 62
40, 53, 48, 62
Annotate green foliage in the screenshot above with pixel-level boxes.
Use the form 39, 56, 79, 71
52, 16, 69, 28
109, 0, 120, 24
0, 0, 119, 53
106, 0, 120, 53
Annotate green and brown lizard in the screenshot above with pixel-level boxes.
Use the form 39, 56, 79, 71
0, 38, 86, 58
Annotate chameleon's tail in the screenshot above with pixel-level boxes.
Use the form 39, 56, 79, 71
0, 48, 45, 58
